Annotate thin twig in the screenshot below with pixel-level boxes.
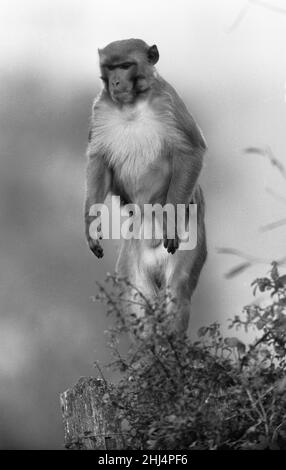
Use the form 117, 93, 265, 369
260, 217, 286, 232
257, 391, 269, 436
167, 336, 185, 376
265, 187, 286, 205
116, 297, 149, 309
246, 388, 264, 422
124, 280, 154, 314
96, 281, 123, 319
228, 0, 286, 33
250, 0, 286, 16
245, 146, 286, 180
93, 360, 109, 388
227, 2, 250, 32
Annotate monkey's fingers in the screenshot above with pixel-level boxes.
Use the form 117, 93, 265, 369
173, 237, 179, 251
94, 246, 104, 258
88, 239, 104, 258
163, 237, 179, 255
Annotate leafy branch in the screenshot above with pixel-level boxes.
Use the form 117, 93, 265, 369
92, 267, 286, 449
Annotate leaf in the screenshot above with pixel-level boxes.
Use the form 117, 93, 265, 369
270, 262, 280, 281
277, 275, 286, 287
255, 435, 269, 450
225, 262, 252, 279
121, 418, 131, 431
166, 414, 177, 423
256, 319, 265, 330
274, 315, 286, 329
275, 376, 286, 394
198, 326, 208, 337
224, 337, 246, 353
237, 341, 246, 354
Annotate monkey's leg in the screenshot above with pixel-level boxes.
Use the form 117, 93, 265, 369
166, 253, 195, 334
187, 185, 207, 296
165, 247, 205, 334
166, 190, 207, 334
116, 240, 157, 336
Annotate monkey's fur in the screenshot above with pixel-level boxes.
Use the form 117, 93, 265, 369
85, 39, 207, 333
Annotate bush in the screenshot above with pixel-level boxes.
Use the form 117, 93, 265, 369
94, 263, 286, 450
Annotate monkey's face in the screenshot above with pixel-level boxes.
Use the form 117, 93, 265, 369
101, 61, 138, 104
98, 39, 159, 105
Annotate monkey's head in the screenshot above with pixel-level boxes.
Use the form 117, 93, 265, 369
98, 39, 159, 105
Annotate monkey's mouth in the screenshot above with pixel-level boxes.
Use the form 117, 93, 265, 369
111, 90, 134, 104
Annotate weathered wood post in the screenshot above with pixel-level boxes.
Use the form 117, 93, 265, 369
60, 376, 125, 450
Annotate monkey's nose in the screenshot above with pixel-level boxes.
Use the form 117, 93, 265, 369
112, 80, 120, 88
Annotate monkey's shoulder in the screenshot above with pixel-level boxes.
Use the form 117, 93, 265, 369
152, 77, 208, 151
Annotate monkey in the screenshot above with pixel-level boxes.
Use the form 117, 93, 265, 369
85, 39, 207, 334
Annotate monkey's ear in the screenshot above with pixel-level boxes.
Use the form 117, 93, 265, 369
98, 48, 106, 66
147, 45, 159, 65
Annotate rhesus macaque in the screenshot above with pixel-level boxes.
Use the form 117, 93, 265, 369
85, 39, 207, 333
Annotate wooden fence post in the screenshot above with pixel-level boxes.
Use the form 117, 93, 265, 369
60, 376, 125, 450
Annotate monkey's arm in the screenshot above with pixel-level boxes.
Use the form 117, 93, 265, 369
164, 85, 207, 253
85, 152, 112, 258
164, 147, 203, 253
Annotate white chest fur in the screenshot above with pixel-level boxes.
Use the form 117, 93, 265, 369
90, 100, 169, 181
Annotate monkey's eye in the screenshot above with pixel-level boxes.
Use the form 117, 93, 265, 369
119, 63, 132, 70
100, 76, 108, 84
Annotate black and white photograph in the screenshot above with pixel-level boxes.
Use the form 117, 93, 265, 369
1, 0, 286, 453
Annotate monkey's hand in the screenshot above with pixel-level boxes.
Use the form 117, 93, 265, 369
163, 236, 179, 254
163, 218, 180, 254
85, 214, 104, 258
87, 236, 104, 258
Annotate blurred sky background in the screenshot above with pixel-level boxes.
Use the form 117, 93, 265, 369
0, 0, 286, 449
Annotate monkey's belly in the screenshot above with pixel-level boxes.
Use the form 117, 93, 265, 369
123, 160, 171, 206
